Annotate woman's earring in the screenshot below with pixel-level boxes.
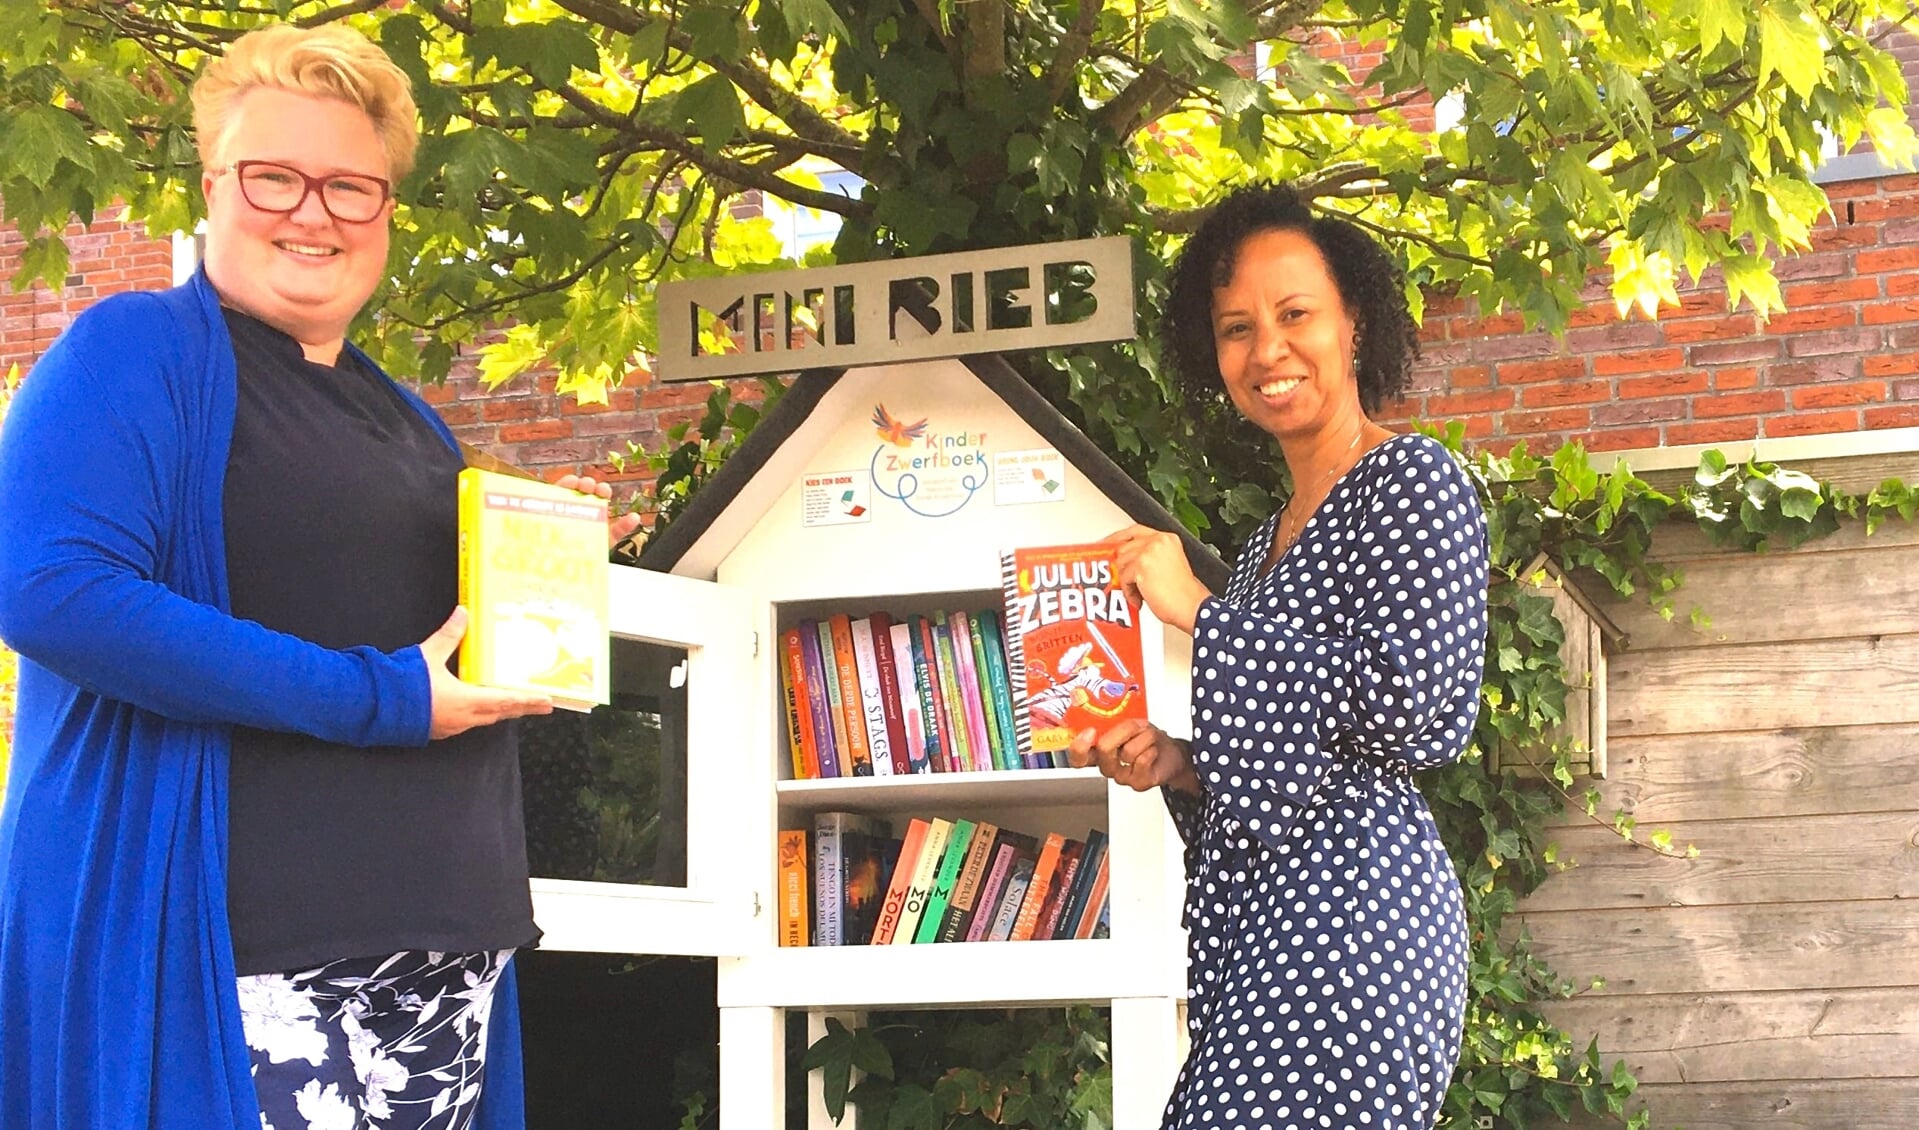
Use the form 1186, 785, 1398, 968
1351, 327, 1365, 377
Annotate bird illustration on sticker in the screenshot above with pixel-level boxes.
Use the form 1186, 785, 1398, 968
872, 403, 929, 447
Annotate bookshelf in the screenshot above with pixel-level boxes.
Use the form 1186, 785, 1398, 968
602, 356, 1225, 1129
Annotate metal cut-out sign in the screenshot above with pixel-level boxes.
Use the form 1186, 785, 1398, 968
654, 237, 1134, 381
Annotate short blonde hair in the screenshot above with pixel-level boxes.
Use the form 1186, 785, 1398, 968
192, 23, 419, 180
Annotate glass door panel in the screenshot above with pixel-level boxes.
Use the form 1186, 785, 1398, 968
524, 564, 761, 956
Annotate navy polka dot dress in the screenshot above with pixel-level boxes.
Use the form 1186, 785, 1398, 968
1161, 433, 1487, 1130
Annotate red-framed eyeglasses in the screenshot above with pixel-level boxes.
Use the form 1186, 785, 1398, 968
220, 160, 392, 224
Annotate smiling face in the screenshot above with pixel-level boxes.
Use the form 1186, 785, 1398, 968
200, 86, 392, 363
1210, 227, 1367, 446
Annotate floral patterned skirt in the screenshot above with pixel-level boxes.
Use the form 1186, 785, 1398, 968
236, 949, 512, 1130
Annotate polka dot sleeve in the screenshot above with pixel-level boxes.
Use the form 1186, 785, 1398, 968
1188, 442, 1487, 849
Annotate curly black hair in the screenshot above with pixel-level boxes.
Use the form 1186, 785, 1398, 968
1162, 182, 1418, 416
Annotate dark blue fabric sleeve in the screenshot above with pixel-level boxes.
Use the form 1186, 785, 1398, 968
1188, 446, 1487, 849
1161, 759, 1206, 849
0, 299, 432, 747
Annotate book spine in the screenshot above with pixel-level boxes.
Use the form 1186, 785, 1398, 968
810, 620, 849, 778
913, 819, 975, 944
886, 621, 929, 773
868, 612, 913, 775
778, 828, 809, 946
997, 549, 1036, 766
813, 617, 852, 775
1010, 832, 1067, 941
1072, 853, 1111, 940
947, 611, 997, 773
892, 818, 952, 944
827, 613, 874, 776
986, 855, 1036, 942
1035, 839, 1084, 942
936, 821, 999, 944
966, 842, 1021, 943
780, 627, 821, 779
1054, 829, 1107, 940
455, 469, 484, 684
931, 618, 975, 771
973, 611, 1023, 773
870, 818, 930, 945
813, 814, 844, 946
963, 611, 1012, 771
841, 818, 892, 945
910, 616, 950, 772
849, 617, 894, 776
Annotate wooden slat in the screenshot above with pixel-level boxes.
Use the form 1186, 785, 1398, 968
1562, 1077, 1919, 1130
1608, 633, 1919, 737
1602, 543, 1919, 649
1566, 723, 1919, 823
1520, 811, 1919, 911
1542, 987, 1919, 1084
1633, 447, 1919, 507
1518, 901, 1919, 996
1640, 511, 1919, 559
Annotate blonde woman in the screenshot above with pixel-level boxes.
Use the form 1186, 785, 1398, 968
0, 24, 632, 1129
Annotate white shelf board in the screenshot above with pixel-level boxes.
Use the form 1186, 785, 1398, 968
718, 937, 1184, 1009
775, 766, 1107, 814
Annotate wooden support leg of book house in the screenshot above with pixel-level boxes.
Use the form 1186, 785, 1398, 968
720, 1006, 783, 1130
1111, 996, 1182, 1130
805, 1008, 867, 1130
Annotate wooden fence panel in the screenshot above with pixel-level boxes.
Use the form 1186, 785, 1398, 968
1543, 987, 1919, 1084
1522, 811, 1919, 911
1562, 723, 1919, 824
1601, 543, 1919, 650
1522, 902, 1919, 996
1608, 634, 1919, 737
1564, 1078, 1919, 1130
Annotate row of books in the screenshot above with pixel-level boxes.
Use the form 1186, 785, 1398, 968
778, 812, 1110, 948
779, 610, 1055, 777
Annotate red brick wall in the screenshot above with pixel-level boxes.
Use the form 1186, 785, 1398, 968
0, 207, 175, 377
419, 349, 748, 489
1379, 175, 1919, 452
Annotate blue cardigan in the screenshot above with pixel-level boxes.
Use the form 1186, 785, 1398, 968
0, 271, 524, 1129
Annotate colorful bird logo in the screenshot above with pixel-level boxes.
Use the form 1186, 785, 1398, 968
872, 403, 928, 447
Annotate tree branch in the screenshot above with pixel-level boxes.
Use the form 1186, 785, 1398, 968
908, 0, 959, 52
958, 0, 1006, 88
1043, 0, 1104, 106
543, 0, 866, 160
1093, 0, 1324, 139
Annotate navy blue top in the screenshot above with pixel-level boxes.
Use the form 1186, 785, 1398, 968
221, 309, 536, 976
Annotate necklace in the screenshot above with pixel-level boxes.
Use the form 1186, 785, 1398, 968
1270, 425, 1367, 563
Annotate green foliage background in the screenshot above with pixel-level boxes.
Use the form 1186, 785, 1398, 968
2, 0, 1914, 545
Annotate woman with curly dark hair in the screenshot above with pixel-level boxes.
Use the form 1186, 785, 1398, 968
1071, 182, 1487, 1129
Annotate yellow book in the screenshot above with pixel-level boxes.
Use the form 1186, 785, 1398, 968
456, 467, 610, 711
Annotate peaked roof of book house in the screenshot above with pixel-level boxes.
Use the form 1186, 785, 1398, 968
636, 354, 1227, 591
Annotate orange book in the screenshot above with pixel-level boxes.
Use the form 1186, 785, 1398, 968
999, 543, 1149, 760
827, 613, 874, 776
870, 818, 930, 944
1009, 832, 1067, 941
778, 829, 809, 947
780, 627, 822, 779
